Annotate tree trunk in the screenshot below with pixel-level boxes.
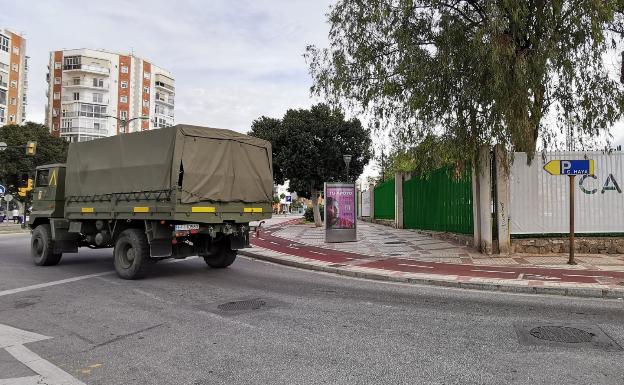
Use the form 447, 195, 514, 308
311, 190, 323, 227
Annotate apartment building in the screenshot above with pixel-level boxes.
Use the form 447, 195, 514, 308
45, 48, 174, 142
0, 29, 28, 125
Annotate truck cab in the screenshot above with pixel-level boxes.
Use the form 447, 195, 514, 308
29, 164, 66, 227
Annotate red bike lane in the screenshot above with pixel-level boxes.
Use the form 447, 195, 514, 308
251, 221, 624, 286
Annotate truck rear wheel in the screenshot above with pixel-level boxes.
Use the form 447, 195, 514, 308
31, 224, 63, 266
113, 229, 153, 279
203, 241, 237, 268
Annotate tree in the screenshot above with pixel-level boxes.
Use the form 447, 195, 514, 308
249, 116, 287, 185
250, 104, 372, 226
306, 1, 624, 167
0, 122, 69, 196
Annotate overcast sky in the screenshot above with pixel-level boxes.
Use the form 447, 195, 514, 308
1, 0, 333, 132
2, 0, 624, 168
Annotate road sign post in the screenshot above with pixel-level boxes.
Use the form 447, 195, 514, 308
569, 175, 575, 265
543, 159, 594, 265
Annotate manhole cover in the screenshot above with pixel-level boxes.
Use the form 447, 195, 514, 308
529, 326, 594, 343
217, 298, 266, 312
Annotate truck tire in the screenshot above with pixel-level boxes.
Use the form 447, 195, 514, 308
203, 243, 237, 268
113, 229, 153, 279
31, 224, 63, 266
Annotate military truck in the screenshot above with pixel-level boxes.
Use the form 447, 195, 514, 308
28, 125, 273, 279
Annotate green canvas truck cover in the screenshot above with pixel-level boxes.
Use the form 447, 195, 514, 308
65, 124, 273, 204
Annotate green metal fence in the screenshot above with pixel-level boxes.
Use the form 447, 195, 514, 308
374, 178, 395, 220
403, 167, 473, 234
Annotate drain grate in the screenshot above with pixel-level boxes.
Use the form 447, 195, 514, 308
385, 241, 405, 245
529, 326, 594, 343
217, 298, 266, 312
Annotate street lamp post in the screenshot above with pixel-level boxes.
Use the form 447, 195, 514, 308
343, 154, 352, 182
105, 115, 149, 133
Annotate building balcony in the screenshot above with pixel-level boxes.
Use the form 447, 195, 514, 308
63, 64, 110, 75
62, 80, 109, 90
60, 126, 108, 136
155, 97, 174, 107
61, 111, 108, 118
62, 96, 109, 105
155, 81, 175, 92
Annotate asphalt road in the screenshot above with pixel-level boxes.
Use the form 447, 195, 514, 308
0, 232, 623, 385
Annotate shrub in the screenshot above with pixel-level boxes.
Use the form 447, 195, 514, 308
304, 205, 324, 222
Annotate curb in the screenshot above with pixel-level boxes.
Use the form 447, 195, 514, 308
240, 249, 624, 300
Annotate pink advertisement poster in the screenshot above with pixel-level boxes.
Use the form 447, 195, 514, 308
325, 184, 355, 230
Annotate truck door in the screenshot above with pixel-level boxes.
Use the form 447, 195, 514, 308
32, 166, 66, 218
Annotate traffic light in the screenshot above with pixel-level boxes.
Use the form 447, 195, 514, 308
26, 141, 36, 156
18, 178, 33, 197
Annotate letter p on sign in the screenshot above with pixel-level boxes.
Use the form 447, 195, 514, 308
561, 161, 571, 174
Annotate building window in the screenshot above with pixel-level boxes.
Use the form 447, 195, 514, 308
143, 86, 149, 94
120, 81, 128, 89
54, 62, 62, 69
53, 92, 60, 100
63, 56, 80, 70
12, 63, 18, 72
120, 95, 127, 103
93, 78, 103, 87
93, 93, 103, 103
120, 110, 127, 120
72, 77, 80, 85
143, 99, 149, 108
0, 35, 8, 52
10, 80, 17, 88
9, 114, 15, 122
121, 66, 128, 74
52, 108, 59, 117
53, 123, 59, 131
143, 72, 150, 79
94, 122, 101, 131
12, 46, 19, 55
62, 118, 72, 128
73, 92, 80, 101
10, 97, 16, 105
54, 77, 61, 85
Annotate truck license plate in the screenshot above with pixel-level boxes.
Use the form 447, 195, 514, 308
175, 224, 200, 231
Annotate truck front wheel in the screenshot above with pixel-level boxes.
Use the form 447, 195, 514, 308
113, 229, 153, 279
203, 240, 237, 268
31, 224, 62, 266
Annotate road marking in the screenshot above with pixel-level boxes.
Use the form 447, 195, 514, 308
471, 269, 517, 274
0, 323, 86, 385
562, 273, 605, 278
398, 263, 434, 269
270, 241, 279, 245
308, 251, 327, 255
0, 271, 115, 297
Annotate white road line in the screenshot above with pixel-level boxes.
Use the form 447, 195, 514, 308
270, 241, 279, 245
398, 263, 434, 269
0, 271, 115, 297
562, 274, 605, 278
471, 269, 517, 274
0, 324, 86, 385
6, 344, 87, 385
308, 251, 327, 255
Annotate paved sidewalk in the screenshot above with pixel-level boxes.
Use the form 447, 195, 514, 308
0, 222, 29, 234
241, 219, 624, 298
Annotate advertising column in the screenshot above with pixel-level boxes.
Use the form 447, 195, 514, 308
324, 182, 357, 242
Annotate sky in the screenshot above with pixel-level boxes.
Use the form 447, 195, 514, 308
1, 0, 333, 131
2, 0, 624, 182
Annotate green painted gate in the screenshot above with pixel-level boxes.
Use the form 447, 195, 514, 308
403, 167, 473, 234
373, 178, 395, 220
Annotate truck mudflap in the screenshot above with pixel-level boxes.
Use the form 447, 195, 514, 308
50, 219, 79, 253
230, 232, 250, 250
